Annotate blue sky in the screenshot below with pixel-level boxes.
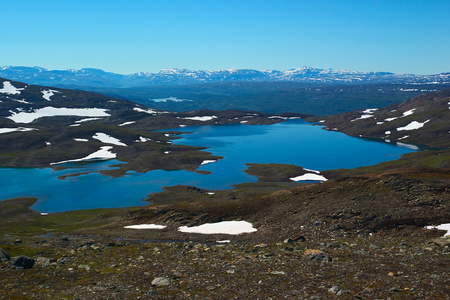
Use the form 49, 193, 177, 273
2, 0, 449, 74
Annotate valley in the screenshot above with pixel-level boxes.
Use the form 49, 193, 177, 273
0, 77, 448, 299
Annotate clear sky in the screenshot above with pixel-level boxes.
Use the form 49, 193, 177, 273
2, 0, 449, 75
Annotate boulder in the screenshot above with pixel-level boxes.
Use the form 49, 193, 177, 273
8, 256, 35, 269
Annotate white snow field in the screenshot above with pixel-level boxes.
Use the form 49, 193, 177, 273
178, 221, 257, 235
7, 107, 110, 123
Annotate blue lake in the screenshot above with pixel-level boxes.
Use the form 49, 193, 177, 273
0, 120, 419, 212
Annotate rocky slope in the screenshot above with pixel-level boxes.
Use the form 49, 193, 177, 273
1, 66, 449, 87
315, 89, 450, 149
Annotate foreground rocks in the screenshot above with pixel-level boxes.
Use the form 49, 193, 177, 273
0, 232, 448, 299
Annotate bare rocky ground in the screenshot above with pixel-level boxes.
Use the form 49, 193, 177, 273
0, 169, 449, 299
0, 231, 449, 299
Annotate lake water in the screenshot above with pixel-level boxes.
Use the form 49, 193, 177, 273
0, 120, 419, 212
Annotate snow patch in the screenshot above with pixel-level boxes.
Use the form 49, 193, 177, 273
362, 108, 378, 114
7, 107, 110, 124
0, 127, 37, 134
290, 173, 328, 182
133, 107, 158, 114
75, 117, 101, 123
201, 160, 217, 165
92, 132, 127, 146
135, 136, 152, 143
178, 221, 257, 235
119, 121, 136, 126
41, 89, 59, 101
182, 116, 217, 121
74, 138, 88, 142
50, 146, 116, 165
397, 120, 430, 131
0, 81, 24, 95
124, 224, 167, 230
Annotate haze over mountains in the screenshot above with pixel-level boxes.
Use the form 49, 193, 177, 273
1, 66, 449, 88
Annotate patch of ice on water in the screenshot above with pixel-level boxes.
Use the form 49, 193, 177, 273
0, 81, 24, 95
7, 107, 110, 123
124, 224, 167, 229
92, 132, 127, 146
290, 173, 328, 182
397, 120, 430, 131
50, 146, 116, 165
178, 221, 257, 235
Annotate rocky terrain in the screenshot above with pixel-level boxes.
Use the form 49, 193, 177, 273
0, 169, 449, 299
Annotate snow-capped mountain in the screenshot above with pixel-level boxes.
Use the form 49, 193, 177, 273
1, 66, 449, 88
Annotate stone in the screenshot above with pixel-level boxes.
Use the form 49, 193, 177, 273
8, 256, 35, 269
36, 257, 56, 267
78, 264, 91, 271
270, 271, 286, 275
328, 285, 341, 294
151, 277, 170, 287
0, 248, 10, 261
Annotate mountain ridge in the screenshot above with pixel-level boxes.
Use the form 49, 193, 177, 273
1, 65, 449, 88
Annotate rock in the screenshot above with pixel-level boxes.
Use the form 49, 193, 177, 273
78, 264, 91, 271
284, 238, 293, 244
292, 235, 306, 242
0, 248, 10, 261
172, 271, 182, 279
36, 257, 56, 267
151, 277, 170, 287
304, 249, 332, 262
8, 256, 35, 269
431, 237, 450, 247
328, 285, 341, 294
270, 271, 286, 275
57, 257, 70, 265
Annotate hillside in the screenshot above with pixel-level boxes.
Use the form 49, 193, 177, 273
78, 82, 449, 116
0, 78, 303, 174
315, 89, 450, 148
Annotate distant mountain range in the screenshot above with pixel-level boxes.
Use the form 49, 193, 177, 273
1, 66, 449, 88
